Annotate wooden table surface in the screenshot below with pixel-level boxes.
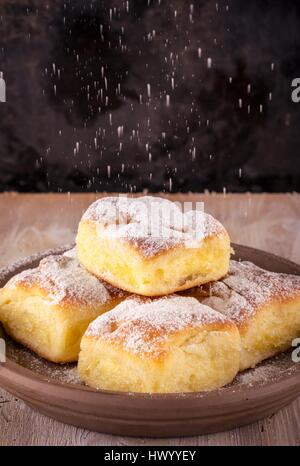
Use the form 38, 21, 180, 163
0, 192, 299, 446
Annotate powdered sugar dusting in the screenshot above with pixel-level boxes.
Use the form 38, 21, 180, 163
87, 295, 229, 357
202, 260, 300, 325
202, 282, 255, 324
5, 339, 82, 385
225, 260, 300, 306
81, 196, 224, 257
4, 248, 115, 306
233, 352, 295, 387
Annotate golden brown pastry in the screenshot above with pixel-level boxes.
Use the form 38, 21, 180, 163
76, 196, 230, 296
184, 260, 300, 370
78, 295, 241, 393
0, 248, 127, 363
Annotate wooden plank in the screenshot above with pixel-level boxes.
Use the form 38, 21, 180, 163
0, 193, 299, 445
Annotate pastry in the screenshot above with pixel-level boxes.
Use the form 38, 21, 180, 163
76, 196, 230, 296
184, 260, 300, 370
78, 295, 241, 393
0, 248, 127, 363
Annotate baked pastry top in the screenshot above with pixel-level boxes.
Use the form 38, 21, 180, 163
76, 196, 231, 296
0, 248, 126, 363
81, 196, 225, 257
86, 295, 231, 357
5, 248, 124, 307
185, 260, 300, 370
78, 295, 241, 393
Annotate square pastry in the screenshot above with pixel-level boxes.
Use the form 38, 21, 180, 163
78, 295, 241, 393
184, 260, 300, 370
0, 249, 126, 363
76, 196, 231, 296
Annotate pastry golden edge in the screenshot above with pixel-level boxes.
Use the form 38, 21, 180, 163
183, 279, 300, 371
0, 283, 123, 364
78, 299, 241, 393
237, 295, 300, 370
76, 220, 231, 296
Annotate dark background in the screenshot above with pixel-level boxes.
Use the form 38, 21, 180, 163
0, 0, 300, 193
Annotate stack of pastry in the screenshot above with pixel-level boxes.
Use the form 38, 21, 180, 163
0, 196, 299, 393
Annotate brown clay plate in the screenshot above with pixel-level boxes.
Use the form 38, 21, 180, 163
0, 244, 299, 438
